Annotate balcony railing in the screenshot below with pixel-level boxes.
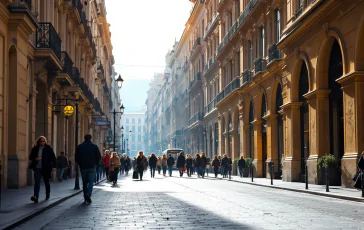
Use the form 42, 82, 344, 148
71, 67, 81, 84
238, 0, 259, 27
204, 14, 219, 39
254, 57, 267, 73
268, 43, 281, 63
189, 72, 202, 89
189, 37, 201, 59
204, 52, 217, 74
296, 6, 304, 18
205, 98, 216, 114
217, 21, 238, 55
23, 0, 32, 9
215, 77, 240, 104
189, 111, 203, 126
242, 69, 252, 85
36, 23, 62, 60
85, 26, 96, 58
71, 0, 85, 22
61, 52, 73, 76
216, 91, 225, 104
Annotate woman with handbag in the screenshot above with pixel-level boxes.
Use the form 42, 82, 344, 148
354, 151, 364, 190
29, 136, 57, 203
110, 152, 121, 186
176, 151, 186, 177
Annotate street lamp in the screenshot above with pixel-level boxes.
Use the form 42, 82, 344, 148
111, 104, 125, 152
116, 74, 124, 88
203, 127, 207, 155
74, 92, 80, 190
128, 130, 132, 156
121, 126, 124, 153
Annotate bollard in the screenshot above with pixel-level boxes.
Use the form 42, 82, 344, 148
361, 171, 364, 198
325, 165, 329, 192
251, 164, 254, 182
305, 163, 308, 190
271, 164, 274, 185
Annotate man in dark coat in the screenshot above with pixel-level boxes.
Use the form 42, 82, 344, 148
75, 134, 101, 204
176, 152, 186, 177
167, 154, 175, 177
238, 156, 246, 177
29, 136, 57, 203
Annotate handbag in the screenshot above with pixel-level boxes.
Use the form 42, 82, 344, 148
133, 170, 139, 180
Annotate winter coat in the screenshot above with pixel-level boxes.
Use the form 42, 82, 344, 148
167, 156, 175, 166
186, 158, 193, 168
212, 159, 220, 168
110, 156, 121, 172
149, 156, 157, 168
221, 157, 229, 167
238, 159, 246, 168
29, 145, 57, 171
162, 158, 168, 167
195, 156, 201, 167
102, 155, 111, 168
157, 159, 162, 167
136, 155, 148, 169
75, 141, 101, 170
56, 155, 68, 168
200, 156, 208, 168
176, 155, 186, 168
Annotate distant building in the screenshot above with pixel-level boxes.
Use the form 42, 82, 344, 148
121, 111, 146, 158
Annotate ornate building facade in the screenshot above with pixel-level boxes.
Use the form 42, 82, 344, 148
0, 0, 121, 188
146, 0, 364, 188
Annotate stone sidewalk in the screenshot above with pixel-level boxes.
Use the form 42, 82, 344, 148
0, 176, 106, 230
205, 172, 364, 202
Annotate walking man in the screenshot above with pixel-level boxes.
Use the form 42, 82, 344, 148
167, 154, 175, 177
75, 134, 101, 204
238, 155, 246, 177
56, 151, 68, 181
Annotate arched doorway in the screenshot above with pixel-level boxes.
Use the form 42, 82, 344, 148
299, 62, 309, 177
329, 40, 344, 161
261, 95, 267, 177
249, 101, 254, 159
276, 84, 284, 176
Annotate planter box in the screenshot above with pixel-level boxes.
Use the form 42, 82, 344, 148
318, 167, 341, 186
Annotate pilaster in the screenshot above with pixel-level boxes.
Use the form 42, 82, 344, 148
252, 119, 263, 177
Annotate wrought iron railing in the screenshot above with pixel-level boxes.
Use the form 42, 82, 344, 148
204, 14, 219, 39
224, 77, 240, 96
216, 91, 225, 104
217, 22, 238, 55
189, 72, 202, 89
268, 43, 281, 63
254, 57, 267, 73
71, 67, 81, 84
22, 0, 32, 9
71, 0, 84, 22
61, 52, 73, 76
189, 111, 203, 126
204, 52, 217, 74
242, 69, 252, 85
238, 0, 258, 27
205, 98, 216, 114
189, 37, 201, 59
36, 23, 62, 60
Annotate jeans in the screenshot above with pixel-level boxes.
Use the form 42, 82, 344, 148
186, 167, 191, 176
196, 166, 201, 177
162, 166, 167, 175
179, 168, 184, 177
138, 167, 144, 180
150, 167, 156, 178
112, 167, 119, 183
168, 166, 173, 176
200, 167, 206, 177
34, 168, 51, 198
81, 169, 96, 198
157, 166, 161, 174
57, 168, 65, 180
105, 167, 110, 179
95, 165, 101, 182
214, 168, 219, 177
239, 167, 244, 177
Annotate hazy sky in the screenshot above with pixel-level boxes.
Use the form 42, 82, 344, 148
105, 0, 193, 81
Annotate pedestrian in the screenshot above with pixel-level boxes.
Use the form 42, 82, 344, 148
221, 154, 229, 178
177, 151, 186, 177
95, 157, 102, 183
238, 155, 246, 177
110, 152, 121, 186
200, 152, 208, 178
149, 153, 157, 178
195, 154, 201, 177
102, 150, 111, 181
167, 154, 175, 177
162, 154, 168, 176
29, 136, 56, 203
56, 151, 68, 182
63, 153, 69, 180
354, 151, 364, 190
136, 151, 148, 180
132, 157, 136, 170
119, 155, 125, 175
75, 134, 101, 204
211, 156, 220, 178
157, 156, 162, 175
228, 157, 233, 179
186, 155, 193, 177
124, 156, 131, 175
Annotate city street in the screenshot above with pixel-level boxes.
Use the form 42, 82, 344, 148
15, 172, 364, 230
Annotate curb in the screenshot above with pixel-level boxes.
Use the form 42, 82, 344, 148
209, 175, 364, 203
2, 179, 106, 230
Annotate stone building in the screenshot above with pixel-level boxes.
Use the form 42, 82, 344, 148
120, 111, 146, 157
145, 0, 364, 188
0, 0, 121, 188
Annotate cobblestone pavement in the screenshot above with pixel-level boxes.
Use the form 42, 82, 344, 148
16, 172, 364, 230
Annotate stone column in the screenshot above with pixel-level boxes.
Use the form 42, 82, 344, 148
338, 72, 364, 187
218, 114, 224, 157
252, 120, 263, 177
304, 89, 330, 184
281, 102, 302, 182
263, 113, 278, 178
243, 124, 250, 158
231, 129, 239, 160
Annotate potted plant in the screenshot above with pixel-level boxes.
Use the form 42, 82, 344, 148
244, 158, 253, 177
317, 154, 341, 185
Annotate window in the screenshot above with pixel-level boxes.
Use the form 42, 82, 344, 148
132, 126, 136, 132
275, 9, 281, 42
138, 118, 142, 124
132, 118, 135, 124
248, 40, 253, 69
138, 126, 141, 132
138, 135, 141, 141
132, 135, 135, 141
126, 118, 129, 124
260, 27, 265, 57
126, 126, 130, 132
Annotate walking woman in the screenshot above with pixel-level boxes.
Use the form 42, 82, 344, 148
212, 156, 220, 178
102, 150, 111, 181
176, 151, 186, 177
157, 156, 162, 175
195, 154, 201, 177
29, 136, 57, 203
149, 153, 157, 178
109, 152, 121, 186
221, 154, 229, 178
136, 151, 148, 180
200, 153, 208, 178
186, 155, 193, 177
354, 151, 364, 190
161, 154, 168, 176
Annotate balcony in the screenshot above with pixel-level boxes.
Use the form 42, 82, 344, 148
97, 64, 105, 81
254, 57, 267, 74
216, 91, 225, 104
205, 98, 216, 114
296, 6, 304, 18
189, 111, 203, 126
57, 52, 74, 85
70, 0, 85, 27
204, 14, 219, 40
85, 26, 97, 59
242, 69, 252, 86
71, 67, 81, 85
189, 37, 202, 60
215, 77, 240, 104
189, 72, 202, 90
238, 0, 259, 28
268, 43, 281, 63
204, 52, 217, 75
217, 21, 238, 55
35, 22, 62, 69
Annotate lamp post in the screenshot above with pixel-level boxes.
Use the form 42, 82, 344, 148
74, 92, 80, 190
128, 130, 132, 156
126, 138, 129, 156
203, 128, 207, 154
121, 126, 124, 153
111, 104, 124, 152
